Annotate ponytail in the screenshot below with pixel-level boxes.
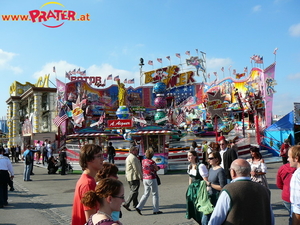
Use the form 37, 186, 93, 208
81, 190, 101, 208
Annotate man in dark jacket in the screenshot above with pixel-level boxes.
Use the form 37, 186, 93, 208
107, 142, 116, 164
219, 139, 237, 183
59, 147, 67, 175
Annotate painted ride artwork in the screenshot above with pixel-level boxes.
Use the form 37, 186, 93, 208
47, 52, 279, 171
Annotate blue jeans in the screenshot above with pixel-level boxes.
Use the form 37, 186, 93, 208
202, 213, 211, 225
108, 154, 115, 164
23, 163, 32, 181
136, 179, 159, 212
283, 201, 292, 225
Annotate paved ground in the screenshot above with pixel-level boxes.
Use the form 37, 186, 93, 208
0, 159, 290, 225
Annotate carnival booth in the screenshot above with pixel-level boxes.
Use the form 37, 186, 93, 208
66, 131, 117, 162
129, 126, 173, 174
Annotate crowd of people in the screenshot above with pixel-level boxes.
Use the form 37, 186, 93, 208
2, 135, 300, 224
68, 136, 274, 225
71, 142, 164, 225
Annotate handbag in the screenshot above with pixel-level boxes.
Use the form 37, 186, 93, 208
156, 174, 161, 185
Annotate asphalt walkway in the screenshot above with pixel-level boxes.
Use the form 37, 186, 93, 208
0, 160, 290, 225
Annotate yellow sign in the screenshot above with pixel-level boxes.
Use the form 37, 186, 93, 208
144, 65, 196, 88
10, 74, 50, 96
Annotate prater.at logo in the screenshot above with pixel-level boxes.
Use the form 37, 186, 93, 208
30, 2, 90, 28
1, 2, 90, 28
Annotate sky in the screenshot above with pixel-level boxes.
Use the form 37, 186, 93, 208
0, 0, 299, 118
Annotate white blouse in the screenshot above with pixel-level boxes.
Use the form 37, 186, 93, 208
187, 163, 209, 178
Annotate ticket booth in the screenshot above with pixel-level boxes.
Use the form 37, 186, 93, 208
130, 126, 173, 174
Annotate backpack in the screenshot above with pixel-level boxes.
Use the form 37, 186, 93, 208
25, 153, 31, 165
43, 146, 48, 154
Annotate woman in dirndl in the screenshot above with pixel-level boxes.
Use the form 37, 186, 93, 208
186, 150, 213, 224
247, 146, 269, 189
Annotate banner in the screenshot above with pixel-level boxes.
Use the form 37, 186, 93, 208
107, 119, 133, 128
262, 63, 276, 127
294, 103, 300, 125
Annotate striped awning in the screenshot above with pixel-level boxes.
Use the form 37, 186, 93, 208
67, 133, 117, 138
130, 130, 173, 135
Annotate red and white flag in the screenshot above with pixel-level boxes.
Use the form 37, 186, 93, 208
107, 74, 112, 80
166, 56, 171, 61
176, 109, 186, 126
157, 58, 162, 63
53, 110, 68, 127
273, 48, 278, 55
65, 71, 71, 80
176, 53, 181, 58
148, 60, 153, 65
128, 78, 134, 84
256, 56, 264, 64
185, 51, 190, 56
98, 112, 106, 125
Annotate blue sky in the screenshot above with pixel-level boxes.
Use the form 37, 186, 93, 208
0, 0, 299, 118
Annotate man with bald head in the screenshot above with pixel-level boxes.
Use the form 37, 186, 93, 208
208, 159, 274, 225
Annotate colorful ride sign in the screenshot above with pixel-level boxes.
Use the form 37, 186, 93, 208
143, 65, 196, 89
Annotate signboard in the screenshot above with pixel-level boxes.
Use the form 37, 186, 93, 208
143, 65, 196, 88
294, 102, 300, 125
107, 119, 133, 128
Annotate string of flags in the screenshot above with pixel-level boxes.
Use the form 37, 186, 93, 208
146, 50, 204, 65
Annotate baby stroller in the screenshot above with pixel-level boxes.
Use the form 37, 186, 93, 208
65, 162, 73, 173
57, 161, 73, 174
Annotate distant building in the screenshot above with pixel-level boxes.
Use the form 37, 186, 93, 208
6, 75, 57, 149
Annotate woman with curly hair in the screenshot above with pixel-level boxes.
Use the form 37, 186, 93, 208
96, 162, 119, 181
96, 163, 121, 222
81, 178, 124, 225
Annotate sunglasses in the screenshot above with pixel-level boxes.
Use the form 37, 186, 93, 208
112, 195, 125, 200
208, 157, 215, 160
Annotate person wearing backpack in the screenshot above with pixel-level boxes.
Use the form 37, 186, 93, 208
23, 145, 33, 181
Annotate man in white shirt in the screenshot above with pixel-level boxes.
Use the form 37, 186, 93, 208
0, 147, 14, 207
288, 145, 300, 224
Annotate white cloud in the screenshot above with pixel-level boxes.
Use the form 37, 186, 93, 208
252, 5, 262, 12
289, 23, 300, 37
206, 57, 233, 70
288, 72, 300, 80
33, 60, 78, 79
34, 61, 141, 86
0, 49, 22, 74
87, 63, 140, 84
